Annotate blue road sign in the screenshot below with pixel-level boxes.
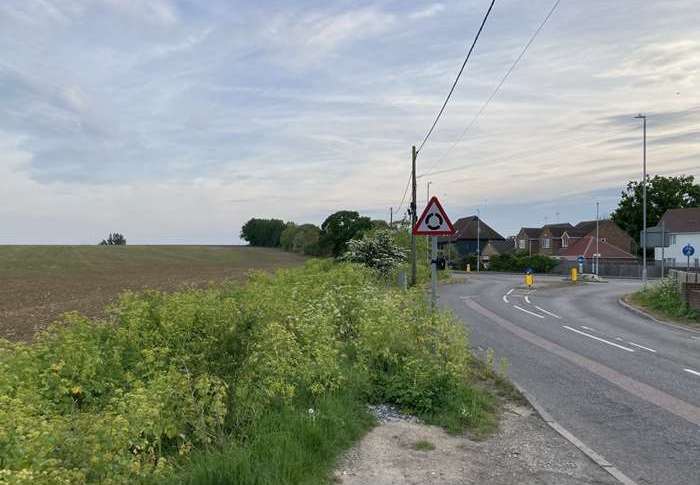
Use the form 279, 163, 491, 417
577, 255, 585, 264
682, 244, 695, 257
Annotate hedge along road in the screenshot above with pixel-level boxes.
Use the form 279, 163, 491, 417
441, 273, 700, 485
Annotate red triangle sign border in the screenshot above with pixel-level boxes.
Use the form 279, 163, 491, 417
412, 196, 455, 236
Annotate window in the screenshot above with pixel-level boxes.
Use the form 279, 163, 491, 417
562, 235, 568, 248
671, 235, 677, 245
519, 239, 526, 249
542, 238, 551, 249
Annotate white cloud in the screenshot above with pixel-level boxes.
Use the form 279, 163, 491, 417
410, 3, 445, 20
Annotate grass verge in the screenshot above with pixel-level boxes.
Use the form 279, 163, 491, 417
629, 278, 699, 328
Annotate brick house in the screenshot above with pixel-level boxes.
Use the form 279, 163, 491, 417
516, 220, 634, 257
564, 220, 635, 254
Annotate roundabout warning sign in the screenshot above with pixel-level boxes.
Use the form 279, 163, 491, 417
413, 196, 455, 236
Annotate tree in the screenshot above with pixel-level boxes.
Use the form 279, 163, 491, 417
319, 211, 373, 257
240, 218, 287, 247
342, 230, 407, 276
279, 223, 298, 251
293, 224, 321, 255
99, 233, 127, 246
611, 175, 700, 244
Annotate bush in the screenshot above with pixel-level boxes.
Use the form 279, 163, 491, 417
342, 230, 408, 276
634, 277, 699, 320
488, 253, 558, 273
0, 261, 493, 483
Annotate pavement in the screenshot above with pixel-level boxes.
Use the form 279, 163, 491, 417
440, 273, 700, 485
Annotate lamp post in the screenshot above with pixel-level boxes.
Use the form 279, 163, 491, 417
635, 114, 647, 285
476, 208, 481, 273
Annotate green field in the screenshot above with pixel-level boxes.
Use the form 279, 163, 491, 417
0, 245, 306, 341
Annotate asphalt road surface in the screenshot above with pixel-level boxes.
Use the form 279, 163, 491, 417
441, 273, 700, 485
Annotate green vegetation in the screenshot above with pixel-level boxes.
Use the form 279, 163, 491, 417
240, 218, 287, 248
342, 230, 407, 276
319, 211, 373, 257
487, 253, 558, 273
611, 174, 700, 243
412, 440, 435, 451
99, 233, 127, 246
631, 278, 699, 324
0, 261, 495, 484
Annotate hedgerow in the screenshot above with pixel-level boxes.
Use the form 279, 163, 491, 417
0, 260, 493, 484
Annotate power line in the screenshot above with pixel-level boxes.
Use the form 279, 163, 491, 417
420, 0, 562, 178
395, 171, 412, 216
416, 0, 497, 155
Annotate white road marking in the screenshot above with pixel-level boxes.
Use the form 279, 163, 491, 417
536, 306, 561, 319
524, 296, 531, 304
627, 342, 657, 353
684, 368, 700, 377
507, 288, 514, 295
502, 294, 509, 303
513, 305, 545, 319
581, 325, 598, 332
615, 337, 624, 341
562, 326, 636, 352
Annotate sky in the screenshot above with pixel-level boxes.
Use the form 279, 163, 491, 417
1, 0, 698, 244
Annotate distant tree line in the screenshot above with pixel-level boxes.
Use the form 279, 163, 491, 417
99, 233, 127, 246
240, 211, 390, 257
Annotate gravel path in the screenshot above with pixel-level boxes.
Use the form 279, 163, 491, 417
334, 404, 617, 485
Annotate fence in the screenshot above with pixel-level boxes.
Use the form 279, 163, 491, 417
668, 269, 700, 310
553, 260, 699, 279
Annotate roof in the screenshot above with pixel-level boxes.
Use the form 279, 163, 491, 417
659, 208, 700, 233
447, 216, 505, 242
559, 235, 637, 260
518, 227, 542, 238
542, 223, 575, 237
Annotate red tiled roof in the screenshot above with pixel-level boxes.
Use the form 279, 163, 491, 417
559, 235, 637, 260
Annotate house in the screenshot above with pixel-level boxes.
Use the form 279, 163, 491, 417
653, 208, 700, 267
567, 220, 635, 254
516, 219, 634, 257
438, 216, 505, 258
481, 239, 516, 266
559, 235, 637, 263
515, 228, 542, 255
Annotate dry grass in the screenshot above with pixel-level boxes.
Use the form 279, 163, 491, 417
0, 245, 306, 341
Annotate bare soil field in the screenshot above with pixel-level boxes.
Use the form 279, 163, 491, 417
0, 245, 306, 341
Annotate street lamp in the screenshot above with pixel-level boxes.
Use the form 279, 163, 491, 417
635, 114, 647, 285
476, 208, 481, 273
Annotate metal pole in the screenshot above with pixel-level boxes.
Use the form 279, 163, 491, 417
595, 202, 599, 276
431, 235, 438, 309
390, 207, 393, 226
476, 208, 481, 273
661, 222, 665, 279
636, 114, 648, 285
426, 181, 432, 266
410, 146, 417, 286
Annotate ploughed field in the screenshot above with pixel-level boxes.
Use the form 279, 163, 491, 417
0, 245, 306, 341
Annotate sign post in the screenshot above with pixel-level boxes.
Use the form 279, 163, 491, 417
413, 196, 455, 309
683, 243, 695, 273
577, 255, 585, 275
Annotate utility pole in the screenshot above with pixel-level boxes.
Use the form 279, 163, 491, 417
410, 146, 417, 286
476, 208, 481, 273
595, 202, 600, 276
635, 114, 648, 285
390, 207, 393, 226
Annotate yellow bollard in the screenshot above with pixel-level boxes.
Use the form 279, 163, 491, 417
525, 273, 534, 288
570, 267, 578, 282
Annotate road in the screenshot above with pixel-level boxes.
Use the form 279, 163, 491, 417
440, 273, 700, 485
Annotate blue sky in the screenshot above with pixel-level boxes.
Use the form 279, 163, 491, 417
1, 0, 698, 243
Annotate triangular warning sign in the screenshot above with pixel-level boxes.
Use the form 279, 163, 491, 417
413, 196, 455, 235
